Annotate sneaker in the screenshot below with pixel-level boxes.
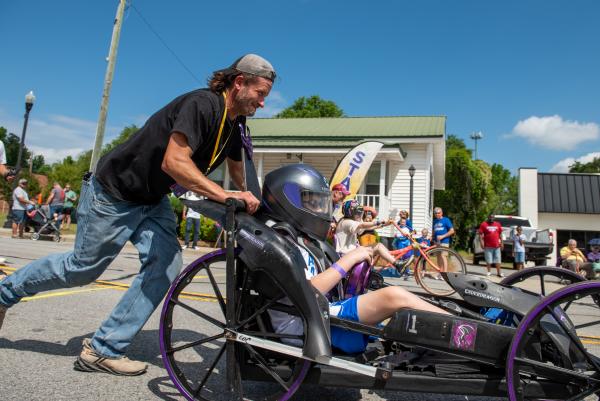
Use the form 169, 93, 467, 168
181, 245, 188, 250
486, 272, 492, 277
193, 246, 200, 250
497, 273, 505, 278
74, 339, 147, 376
393, 260, 407, 275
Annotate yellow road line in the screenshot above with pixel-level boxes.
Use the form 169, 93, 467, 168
22, 286, 113, 302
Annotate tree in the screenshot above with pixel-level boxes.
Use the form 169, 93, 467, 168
569, 157, 600, 173
433, 135, 518, 249
275, 95, 344, 118
0, 127, 31, 167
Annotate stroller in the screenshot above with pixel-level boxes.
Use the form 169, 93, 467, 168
26, 205, 61, 242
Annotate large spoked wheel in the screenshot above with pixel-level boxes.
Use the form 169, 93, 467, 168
501, 266, 587, 297
506, 281, 600, 401
414, 246, 467, 296
160, 250, 310, 401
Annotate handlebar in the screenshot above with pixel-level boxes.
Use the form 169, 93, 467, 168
225, 197, 247, 212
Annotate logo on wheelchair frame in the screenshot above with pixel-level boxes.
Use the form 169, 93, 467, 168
450, 320, 478, 351
238, 334, 251, 343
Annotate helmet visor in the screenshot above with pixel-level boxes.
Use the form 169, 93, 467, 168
300, 189, 332, 215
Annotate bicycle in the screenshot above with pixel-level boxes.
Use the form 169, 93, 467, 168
377, 222, 467, 296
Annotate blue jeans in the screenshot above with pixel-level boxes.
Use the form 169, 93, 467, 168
184, 217, 200, 247
0, 176, 182, 357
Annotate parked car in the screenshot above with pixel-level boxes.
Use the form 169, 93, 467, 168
471, 215, 554, 266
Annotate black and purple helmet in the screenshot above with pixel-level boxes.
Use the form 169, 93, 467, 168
262, 164, 332, 241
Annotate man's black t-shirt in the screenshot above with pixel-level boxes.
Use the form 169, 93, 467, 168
95, 89, 243, 204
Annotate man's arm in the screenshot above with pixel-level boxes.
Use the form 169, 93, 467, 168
46, 192, 54, 205
161, 132, 259, 213
226, 158, 246, 191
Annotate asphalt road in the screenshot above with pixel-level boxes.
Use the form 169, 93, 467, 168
0, 234, 595, 401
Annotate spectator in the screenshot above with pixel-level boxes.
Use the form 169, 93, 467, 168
328, 183, 350, 237
588, 244, 600, 263
0, 53, 274, 376
0, 139, 12, 181
432, 207, 454, 247
392, 217, 413, 280
46, 182, 64, 229
11, 179, 35, 238
560, 239, 588, 275
336, 200, 404, 271
479, 213, 504, 277
357, 206, 378, 247
62, 183, 78, 231
416, 228, 431, 247
512, 226, 526, 271
397, 210, 413, 232
182, 205, 201, 250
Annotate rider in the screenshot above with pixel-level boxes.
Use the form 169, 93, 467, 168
336, 199, 406, 272
261, 164, 448, 354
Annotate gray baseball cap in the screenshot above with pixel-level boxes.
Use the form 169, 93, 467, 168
215, 54, 276, 81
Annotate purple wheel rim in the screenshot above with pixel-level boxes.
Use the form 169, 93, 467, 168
159, 248, 309, 401
159, 249, 226, 401
505, 280, 600, 401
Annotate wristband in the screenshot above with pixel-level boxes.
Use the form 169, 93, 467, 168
330, 262, 347, 279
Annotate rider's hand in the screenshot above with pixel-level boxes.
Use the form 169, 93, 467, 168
230, 191, 260, 214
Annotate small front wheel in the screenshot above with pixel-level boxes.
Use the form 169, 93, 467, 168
415, 247, 467, 296
31, 232, 40, 241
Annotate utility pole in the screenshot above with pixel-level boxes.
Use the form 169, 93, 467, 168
90, 0, 127, 173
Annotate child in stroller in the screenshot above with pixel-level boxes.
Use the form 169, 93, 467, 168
25, 204, 62, 242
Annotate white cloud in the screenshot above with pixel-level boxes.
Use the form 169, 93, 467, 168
511, 115, 599, 150
254, 90, 286, 118
0, 109, 120, 163
550, 152, 600, 173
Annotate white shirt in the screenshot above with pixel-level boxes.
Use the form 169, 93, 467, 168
335, 219, 362, 254
0, 140, 6, 165
186, 207, 201, 219
513, 233, 526, 253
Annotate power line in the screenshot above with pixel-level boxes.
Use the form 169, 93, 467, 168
129, 2, 202, 85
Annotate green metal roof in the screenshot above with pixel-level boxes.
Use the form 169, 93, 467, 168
247, 116, 445, 148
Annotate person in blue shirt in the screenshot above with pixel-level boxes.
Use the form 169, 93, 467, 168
432, 207, 454, 247
431, 207, 455, 280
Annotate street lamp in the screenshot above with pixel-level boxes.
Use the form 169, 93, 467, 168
15, 91, 36, 173
470, 131, 483, 160
408, 164, 416, 223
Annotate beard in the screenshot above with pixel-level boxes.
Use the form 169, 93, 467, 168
235, 87, 259, 116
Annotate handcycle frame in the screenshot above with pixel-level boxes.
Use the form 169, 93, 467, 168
160, 198, 600, 401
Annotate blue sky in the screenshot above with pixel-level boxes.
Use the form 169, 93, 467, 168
1, 1, 599, 173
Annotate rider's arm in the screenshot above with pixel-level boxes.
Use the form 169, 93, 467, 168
309, 247, 373, 294
162, 132, 259, 214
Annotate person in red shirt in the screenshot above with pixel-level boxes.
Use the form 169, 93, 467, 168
478, 214, 504, 277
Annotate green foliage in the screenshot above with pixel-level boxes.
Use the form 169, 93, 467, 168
179, 215, 221, 243
275, 95, 344, 118
0, 127, 31, 167
434, 135, 518, 249
569, 157, 600, 173
101, 125, 139, 156
0, 170, 42, 209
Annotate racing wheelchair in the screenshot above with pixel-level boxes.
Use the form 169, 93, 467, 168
160, 172, 600, 401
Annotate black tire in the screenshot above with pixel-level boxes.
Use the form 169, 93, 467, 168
160, 250, 309, 401
506, 281, 600, 401
500, 267, 587, 297
31, 232, 40, 241
415, 247, 468, 297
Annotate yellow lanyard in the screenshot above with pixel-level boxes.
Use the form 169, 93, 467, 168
206, 92, 230, 174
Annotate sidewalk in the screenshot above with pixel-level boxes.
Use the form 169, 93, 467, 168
0, 226, 219, 255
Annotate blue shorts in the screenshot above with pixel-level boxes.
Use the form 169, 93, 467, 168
514, 251, 525, 263
484, 247, 501, 264
12, 210, 26, 224
329, 296, 368, 354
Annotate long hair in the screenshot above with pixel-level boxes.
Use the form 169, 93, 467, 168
207, 72, 262, 94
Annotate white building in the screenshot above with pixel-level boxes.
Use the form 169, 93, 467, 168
212, 116, 447, 238
519, 168, 600, 265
